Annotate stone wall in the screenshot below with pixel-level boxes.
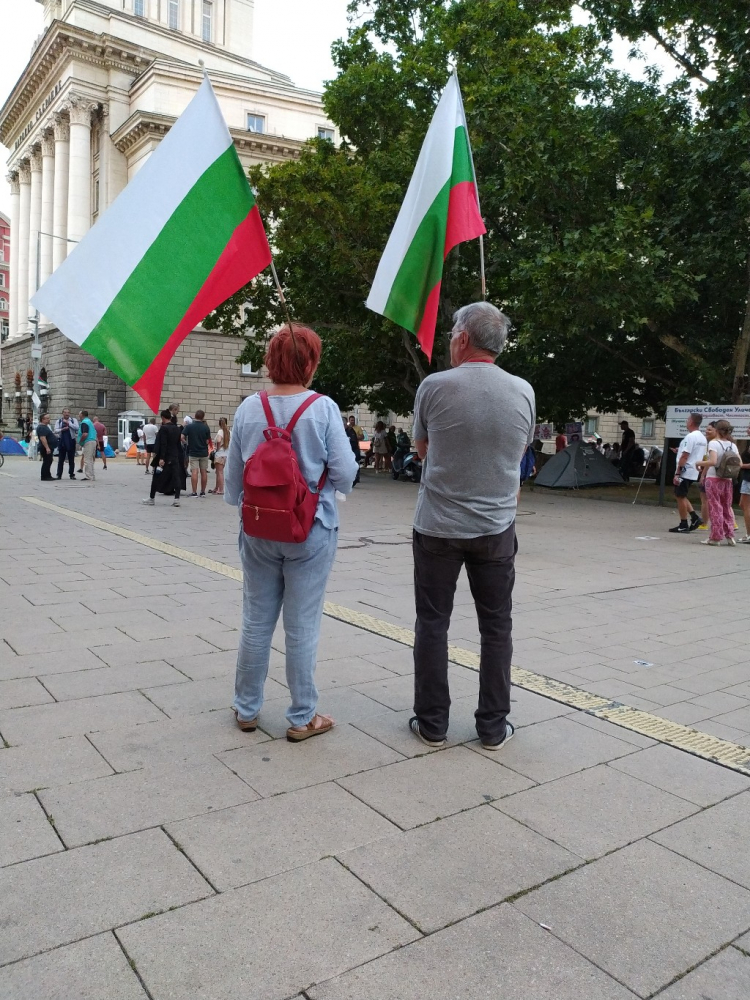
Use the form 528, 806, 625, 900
0, 328, 125, 433
124, 328, 274, 429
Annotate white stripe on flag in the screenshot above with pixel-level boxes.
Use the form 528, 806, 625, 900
366, 74, 464, 313
32, 78, 232, 344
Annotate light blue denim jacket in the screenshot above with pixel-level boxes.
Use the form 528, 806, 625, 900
224, 391, 357, 529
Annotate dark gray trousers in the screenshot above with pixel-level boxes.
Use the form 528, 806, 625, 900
413, 524, 517, 743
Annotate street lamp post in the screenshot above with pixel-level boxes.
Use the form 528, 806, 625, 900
27, 230, 77, 458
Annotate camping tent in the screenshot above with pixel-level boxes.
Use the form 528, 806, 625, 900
0, 436, 26, 455
534, 441, 625, 489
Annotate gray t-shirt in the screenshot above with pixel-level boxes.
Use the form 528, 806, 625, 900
412, 362, 535, 538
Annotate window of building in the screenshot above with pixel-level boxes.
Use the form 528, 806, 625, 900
97, 389, 107, 408
1, 319, 8, 342
246, 114, 265, 134
0, 272, 5, 286
133, 0, 145, 16
0, 298, 6, 310
241, 362, 259, 376
202, 0, 212, 41
641, 418, 655, 438
97, 360, 106, 370
317, 126, 335, 141
168, 0, 179, 29
584, 416, 598, 435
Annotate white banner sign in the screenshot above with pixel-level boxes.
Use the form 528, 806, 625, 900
665, 405, 750, 440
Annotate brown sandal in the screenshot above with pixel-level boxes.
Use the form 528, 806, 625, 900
286, 714, 334, 742
233, 709, 258, 733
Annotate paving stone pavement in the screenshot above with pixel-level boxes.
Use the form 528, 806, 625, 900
0, 456, 749, 998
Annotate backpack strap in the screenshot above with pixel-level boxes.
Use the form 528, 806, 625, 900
286, 394, 327, 492
285, 392, 323, 434
259, 391, 328, 491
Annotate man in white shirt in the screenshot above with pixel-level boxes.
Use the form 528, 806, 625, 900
669, 413, 707, 533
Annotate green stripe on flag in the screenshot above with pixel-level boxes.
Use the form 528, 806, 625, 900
83, 146, 254, 384
383, 126, 475, 333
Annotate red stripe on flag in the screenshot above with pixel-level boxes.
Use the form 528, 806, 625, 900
444, 180, 485, 256
416, 281, 442, 360
415, 183, 485, 362
133, 205, 271, 411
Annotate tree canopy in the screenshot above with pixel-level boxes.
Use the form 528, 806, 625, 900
205, 0, 750, 419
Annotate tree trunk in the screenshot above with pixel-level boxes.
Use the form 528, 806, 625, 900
731, 253, 750, 403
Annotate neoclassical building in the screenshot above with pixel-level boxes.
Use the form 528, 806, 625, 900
0, 0, 335, 429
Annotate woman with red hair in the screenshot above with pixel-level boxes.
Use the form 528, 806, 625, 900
225, 324, 358, 741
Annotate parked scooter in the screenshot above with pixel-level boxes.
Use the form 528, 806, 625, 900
391, 448, 422, 483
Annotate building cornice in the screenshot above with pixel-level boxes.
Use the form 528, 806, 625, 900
111, 109, 304, 163
68, 0, 294, 85
0, 21, 156, 148
130, 60, 324, 114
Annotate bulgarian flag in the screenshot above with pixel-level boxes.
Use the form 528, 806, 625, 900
32, 78, 271, 411
365, 73, 485, 360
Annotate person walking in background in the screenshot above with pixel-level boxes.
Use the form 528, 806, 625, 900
54, 408, 79, 480
738, 441, 750, 543
669, 413, 706, 534
142, 410, 185, 507
409, 302, 535, 751
372, 420, 389, 472
518, 443, 536, 501
225, 324, 357, 742
618, 420, 637, 482
343, 416, 361, 486
555, 428, 567, 452
696, 422, 716, 532
184, 409, 211, 497
697, 419, 741, 546
348, 415, 364, 441
76, 411, 86, 474
135, 424, 147, 467
169, 403, 180, 424
143, 417, 158, 474
78, 410, 97, 481
92, 414, 108, 471
36, 413, 57, 481
209, 416, 230, 495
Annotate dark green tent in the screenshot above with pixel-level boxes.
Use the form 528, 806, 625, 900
535, 442, 625, 489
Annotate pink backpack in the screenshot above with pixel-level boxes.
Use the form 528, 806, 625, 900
242, 391, 327, 543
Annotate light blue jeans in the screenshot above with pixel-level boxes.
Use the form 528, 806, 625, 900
234, 520, 338, 727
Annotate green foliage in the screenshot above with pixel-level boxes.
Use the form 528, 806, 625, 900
209, 0, 750, 418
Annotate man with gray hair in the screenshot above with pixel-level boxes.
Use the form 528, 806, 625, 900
409, 301, 535, 750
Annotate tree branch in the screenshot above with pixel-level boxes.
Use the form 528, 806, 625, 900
647, 29, 711, 85
732, 253, 750, 403
401, 328, 427, 382
656, 330, 710, 370
583, 332, 680, 389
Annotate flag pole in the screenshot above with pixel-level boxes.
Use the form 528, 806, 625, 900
453, 68, 486, 300
269, 258, 300, 358
479, 235, 486, 300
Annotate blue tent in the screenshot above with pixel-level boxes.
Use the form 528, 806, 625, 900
0, 436, 26, 455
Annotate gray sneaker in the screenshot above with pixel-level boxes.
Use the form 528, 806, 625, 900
172, 500, 180, 507
141, 498, 155, 505
481, 721, 515, 751
408, 716, 446, 748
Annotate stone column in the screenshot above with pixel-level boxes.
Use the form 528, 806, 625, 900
98, 106, 109, 213
40, 128, 55, 288
7, 173, 20, 339
52, 114, 70, 269
17, 161, 31, 335
66, 95, 97, 246
28, 147, 43, 306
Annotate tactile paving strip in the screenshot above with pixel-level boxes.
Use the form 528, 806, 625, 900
23, 496, 750, 776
